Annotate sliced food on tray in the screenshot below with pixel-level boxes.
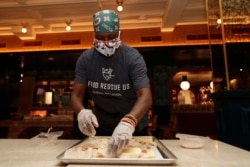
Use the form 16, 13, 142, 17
64, 136, 157, 159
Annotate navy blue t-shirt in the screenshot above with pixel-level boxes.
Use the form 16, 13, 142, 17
74, 44, 150, 134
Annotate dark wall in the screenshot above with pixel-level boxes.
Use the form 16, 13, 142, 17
211, 42, 250, 91
0, 45, 212, 123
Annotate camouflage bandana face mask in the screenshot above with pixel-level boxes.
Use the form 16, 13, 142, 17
93, 10, 119, 33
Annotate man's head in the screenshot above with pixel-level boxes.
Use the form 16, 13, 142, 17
92, 10, 121, 57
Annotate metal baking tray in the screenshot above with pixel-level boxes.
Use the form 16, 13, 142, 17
57, 136, 177, 165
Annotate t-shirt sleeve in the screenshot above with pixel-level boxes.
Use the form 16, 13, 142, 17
74, 51, 89, 84
129, 49, 150, 90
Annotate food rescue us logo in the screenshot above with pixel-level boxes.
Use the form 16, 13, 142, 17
102, 68, 114, 81
88, 67, 130, 93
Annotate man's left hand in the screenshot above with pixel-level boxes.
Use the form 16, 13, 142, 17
106, 121, 135, 158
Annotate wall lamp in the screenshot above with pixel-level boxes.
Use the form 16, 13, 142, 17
116, 0, 123, 12
44, 87, 54, 105
180, 76, 190, 90
65, 20, 72, 31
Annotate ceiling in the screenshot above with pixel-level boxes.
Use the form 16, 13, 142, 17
1, 1, 250, 87
0, 0, 207, 40
0, 0, 213, 84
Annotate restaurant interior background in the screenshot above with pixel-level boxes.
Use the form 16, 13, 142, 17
0, 0, 250, 150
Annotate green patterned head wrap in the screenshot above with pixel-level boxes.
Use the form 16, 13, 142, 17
93, 10, 120, 33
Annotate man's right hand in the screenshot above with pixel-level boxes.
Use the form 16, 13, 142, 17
77, 109, 99, 137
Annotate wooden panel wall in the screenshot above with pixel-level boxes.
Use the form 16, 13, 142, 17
0, 25, 211, 52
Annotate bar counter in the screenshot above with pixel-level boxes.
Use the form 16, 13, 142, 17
0, 138, 250, 167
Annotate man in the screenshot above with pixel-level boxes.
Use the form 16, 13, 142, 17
70, 9, 152, 157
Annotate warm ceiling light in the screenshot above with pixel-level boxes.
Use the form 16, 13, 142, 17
21, 27, 27, 33
65, 20, 72, 31
21, 23, 28, 33
217, 18, 222, 24
66, 25, 71, 31
117, 5, 123, 12
180, 76, 190, 90
116, 0, 123, 12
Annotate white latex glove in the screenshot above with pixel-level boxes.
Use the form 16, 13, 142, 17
77, 109, 99, 137
106, 121, 135, 158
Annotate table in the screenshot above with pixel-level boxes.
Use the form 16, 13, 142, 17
0, 137, 250, 167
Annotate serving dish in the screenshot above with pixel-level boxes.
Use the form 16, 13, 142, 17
57, 136, 177, 165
